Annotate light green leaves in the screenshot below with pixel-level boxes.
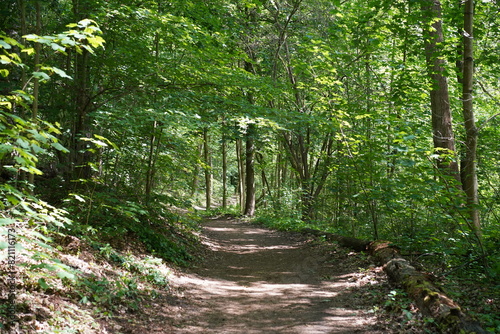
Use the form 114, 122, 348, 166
32, 71, 51, 82
0, 111, 69, 174
24, 19, 105, 58
40, 66, 72, 80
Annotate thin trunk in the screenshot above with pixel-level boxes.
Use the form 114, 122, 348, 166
74, 51, 92, 181
244, 124, 256, 216
276, 151, 282, 191
236, 139, 245, 211
422, 0, 460, 181
145, 121, 158, 202
28, 2, 41, 188
241, 56, 257, 216
191, 144, 203, 196
145, 33, 161, 203
461, 0, 483, 244
203, 128, 212, 209
18, 0, 27, 117
71, 0, 92, 182
256, 153, 272, 207
222, 132, 227, 209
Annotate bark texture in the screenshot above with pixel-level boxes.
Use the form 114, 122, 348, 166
244, 128, 256, 217
368, 241, 486, 333
422, 0, 460, 181
300, 229, 486, 333
460, 0, 482, 242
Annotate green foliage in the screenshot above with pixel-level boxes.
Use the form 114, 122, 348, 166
64, 189, 200, 266
76, 275, 140, 309
252, 214, 308, 232
1, 0, 499, 330
0, 111, 67, 175
201, 206, 242, 218
0, 186, 79, 320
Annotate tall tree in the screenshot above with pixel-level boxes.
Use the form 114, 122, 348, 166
203, 128, 212, 210
460, 0, 482, 242
244, 123, 256, 216
422, 0, 460, 182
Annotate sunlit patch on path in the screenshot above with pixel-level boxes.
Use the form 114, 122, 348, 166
169, 216, 387, 333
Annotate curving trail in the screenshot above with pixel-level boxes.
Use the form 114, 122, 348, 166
165, 216, 389, 333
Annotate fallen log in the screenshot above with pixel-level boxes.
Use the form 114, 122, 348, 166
368, 241, 486, 334
300, 229, 486, 334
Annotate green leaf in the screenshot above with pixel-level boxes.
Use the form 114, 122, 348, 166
31, 143, 45, 154
26, 129, 48, 141
87, 36, 105, 48
13, 90, 33, 102
70, 193, 86, 203
94, 134, 118, 149
80, 137, 107, 147
0, 55, 12, 64
5, 195, 20, 206
77, 19, 95, 28
41, 66, 72, 79
38, 278, 51, 290
20, 166, 43, 175
14, 155, 28, 165
23, 34, 40, 41
56, 270, 75, 280
51, 67, 72, 79
0, 218, 16, 226
21, 47, 36, 55
16, 138, 31, 149
51, 142, 69, 152
50, 43, 66, 53
0, 40, 11, 49
32, 71, 51, 82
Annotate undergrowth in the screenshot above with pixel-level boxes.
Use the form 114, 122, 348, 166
0, 183, 202, 332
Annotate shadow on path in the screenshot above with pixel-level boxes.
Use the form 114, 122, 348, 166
171, 216, 388, 334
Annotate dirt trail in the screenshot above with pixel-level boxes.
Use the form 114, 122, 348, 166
165, 216, 389, 333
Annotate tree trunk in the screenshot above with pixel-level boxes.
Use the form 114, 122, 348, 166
460, 0, 482, 244
70, 0, 95, 182
17, 0, 27, 118
368, 241, 486, 334
28, 1, 41, 188
222, 132, 228, 209
236, 138, 245, 211
145, 32, 162, 203
190, 144, 203, 196
244, 124, 256, 216
422, 0, 460, 182
203, 128, 212, 210
300, 228, 486, 333
145, 121, 160, 203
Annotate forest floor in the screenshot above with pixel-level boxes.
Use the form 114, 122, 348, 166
9, 214, 487, 333
110, 215, 415, 334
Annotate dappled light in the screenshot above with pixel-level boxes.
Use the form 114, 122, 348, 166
168, 217, 386, 333
1, 0, 497, 331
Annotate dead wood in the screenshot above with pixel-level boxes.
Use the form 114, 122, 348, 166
367, 241, 486, 333
300, 229, 486, 333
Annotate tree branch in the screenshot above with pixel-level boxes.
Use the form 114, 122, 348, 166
477, 80, 500, 131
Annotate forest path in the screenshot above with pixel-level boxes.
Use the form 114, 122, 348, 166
156, 216, 389, 334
